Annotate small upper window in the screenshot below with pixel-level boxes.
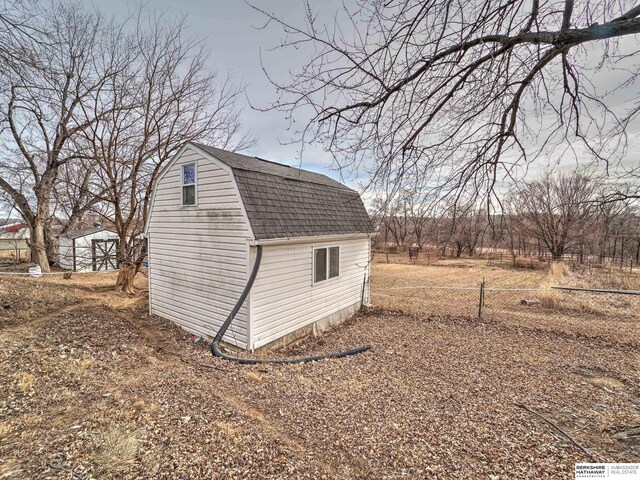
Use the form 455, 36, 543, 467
314, 246, 339, 283
182, 163, 196, 206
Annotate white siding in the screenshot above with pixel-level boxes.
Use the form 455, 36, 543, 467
58, 237, 73, 270
59, 230, 120, 272
249, 237, 370, 349
147, 146, 252, 348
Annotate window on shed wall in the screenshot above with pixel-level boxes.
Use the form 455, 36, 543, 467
182, 163, 196, 205
313, 246, 339, 283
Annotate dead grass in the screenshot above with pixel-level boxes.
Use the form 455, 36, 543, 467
550, 260, 571, 277
0, 270, 638, 479
14, 372, 35, 394
372, 259, 640, 346
92, 428, 140, 478
537, 262, 640, 318
0, 421, 11, 437
514, 256, 548, 270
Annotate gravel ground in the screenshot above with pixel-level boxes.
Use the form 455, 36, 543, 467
1, 273, 639, 479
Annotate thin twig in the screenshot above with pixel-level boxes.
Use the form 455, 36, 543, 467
515, 402, 598, 462
179, 356, 221, 371
155, 346, 221, 371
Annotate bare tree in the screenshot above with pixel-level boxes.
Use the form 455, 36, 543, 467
451, 207, 488, 257
409, 198, 431, 250
509, 171, 598, 259
253, 0, 640, 205
0, 4, 127, 270
374, 192, 412, 249
83, 13, 253, 293
53, 161, 107, 236
0, 0, 41, 73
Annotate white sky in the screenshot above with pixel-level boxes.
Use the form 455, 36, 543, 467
84, 0, 353, 179
85, 0, 639, 189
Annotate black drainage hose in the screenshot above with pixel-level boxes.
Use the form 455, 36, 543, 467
210, 244, 371, 364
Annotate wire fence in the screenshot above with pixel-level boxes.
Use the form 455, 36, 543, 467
372, 249, 638, 274
369, 275, 640, 322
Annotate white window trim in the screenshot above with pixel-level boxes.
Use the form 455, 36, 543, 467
312, 245, 340, 284
181, 162, 198, 207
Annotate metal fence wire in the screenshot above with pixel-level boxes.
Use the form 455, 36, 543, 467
369, 275, 640, 321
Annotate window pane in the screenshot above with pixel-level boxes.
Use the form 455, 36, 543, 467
329, 247, 339, 278
183, 185, 196, 205
183, 164, 195, 185
314, 248, 327, 282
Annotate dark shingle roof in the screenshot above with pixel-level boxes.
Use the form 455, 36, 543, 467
192, 142, 372, 240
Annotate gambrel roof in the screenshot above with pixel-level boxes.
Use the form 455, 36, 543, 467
191, 142, 372, 240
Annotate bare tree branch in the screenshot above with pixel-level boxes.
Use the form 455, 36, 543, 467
252, 0, 640, 207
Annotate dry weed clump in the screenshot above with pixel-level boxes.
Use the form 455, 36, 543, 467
535, 262, 640, 317
514, 257, 547, 270
538, 290, 607, 317
14, 371, 35, 394
91, 428, 140, 477
550, 261, 570, 277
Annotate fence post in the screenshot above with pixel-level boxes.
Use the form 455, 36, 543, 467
478, 280, 484, 319
483, 277, 486, 307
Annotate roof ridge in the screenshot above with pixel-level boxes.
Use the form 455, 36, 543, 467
190, 141, 352, 192
231, 165, 356, 192
252, 156, 293, 169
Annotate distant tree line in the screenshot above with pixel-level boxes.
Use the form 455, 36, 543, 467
373, 172, 640, 265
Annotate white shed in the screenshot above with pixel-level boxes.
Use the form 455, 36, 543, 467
146, 142, 372, 351
58, 223, 120, 272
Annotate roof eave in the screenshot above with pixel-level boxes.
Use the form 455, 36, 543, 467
249, 232, 371, 246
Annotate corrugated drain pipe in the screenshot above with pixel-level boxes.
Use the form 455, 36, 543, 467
210, 244, 371, 364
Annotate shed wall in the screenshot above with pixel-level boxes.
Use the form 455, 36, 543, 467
58, 237, 73, 270
249, 236, 370, 349
59, 231, 120, 272
147, 146, 252, 348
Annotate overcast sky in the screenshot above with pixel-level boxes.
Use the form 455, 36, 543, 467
2, 0, 637, 221
82, 0, 356, 182
83, 0, 639, 189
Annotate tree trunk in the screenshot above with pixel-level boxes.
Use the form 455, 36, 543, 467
30, 173, 56, 272
29, 217, 50, 272
115, 263, 138, 294
44, 218, 58, 267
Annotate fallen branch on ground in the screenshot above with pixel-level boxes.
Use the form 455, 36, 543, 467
515, 402, 598, 462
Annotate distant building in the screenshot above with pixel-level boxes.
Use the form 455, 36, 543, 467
58, 223, 120, 272
0, 223, 30, 261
